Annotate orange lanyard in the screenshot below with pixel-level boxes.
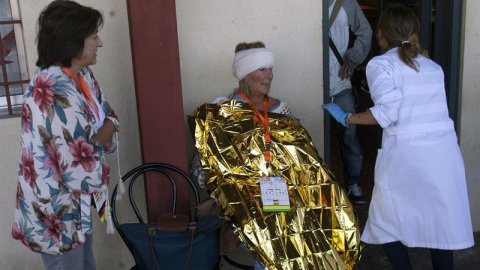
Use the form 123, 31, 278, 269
237, 92, 271, 168
62, 67, 100, 119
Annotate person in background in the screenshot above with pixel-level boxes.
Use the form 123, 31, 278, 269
327, 0, 372, 204
323, 5, 474, 269
190, 41, 294, 270
12, 1, 119, 269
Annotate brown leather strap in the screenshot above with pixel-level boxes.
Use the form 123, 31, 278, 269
148, 226, 196, 270
329, 0, 345, 28
149, 228, 162, 270
182, 227, 196, 270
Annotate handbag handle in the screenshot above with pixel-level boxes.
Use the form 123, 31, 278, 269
148, 224, 197, 270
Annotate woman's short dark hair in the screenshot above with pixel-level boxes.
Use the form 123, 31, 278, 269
36, 0, 103, 69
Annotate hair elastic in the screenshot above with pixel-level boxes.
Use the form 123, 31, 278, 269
402, 40, 410, 45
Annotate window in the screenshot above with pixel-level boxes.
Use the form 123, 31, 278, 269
0, 0, 29, 117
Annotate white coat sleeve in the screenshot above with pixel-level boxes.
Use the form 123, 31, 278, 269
366, 58, 402, 128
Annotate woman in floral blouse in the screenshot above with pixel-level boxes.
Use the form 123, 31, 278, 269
12, 1, 119, 269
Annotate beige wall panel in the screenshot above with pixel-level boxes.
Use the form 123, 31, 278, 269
460, 0, 480, 231
176, 0, 325, 160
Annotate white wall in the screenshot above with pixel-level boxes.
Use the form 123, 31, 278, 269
460, 0, 480, 231
0, 1, 142, 269
176, 0, 325, 160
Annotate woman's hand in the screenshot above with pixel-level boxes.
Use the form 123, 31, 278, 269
96, 118, 116, 146
322, 103, 348, 126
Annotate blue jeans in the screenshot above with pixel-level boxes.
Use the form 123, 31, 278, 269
41, 233, 95, 270
332, 89, 363, 187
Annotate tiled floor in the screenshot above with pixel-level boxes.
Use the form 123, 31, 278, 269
355, 231, 480, 270
219, 225, 480, 270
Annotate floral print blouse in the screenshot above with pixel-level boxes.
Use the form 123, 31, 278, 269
12, 65, 119, 255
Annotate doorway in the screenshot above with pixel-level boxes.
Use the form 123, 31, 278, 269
323, 0, 464, 223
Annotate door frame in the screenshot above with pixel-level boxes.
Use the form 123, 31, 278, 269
322, 0, 331, 164
126, 0, 190, 222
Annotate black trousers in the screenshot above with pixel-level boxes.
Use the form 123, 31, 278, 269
381, 241, 453, 270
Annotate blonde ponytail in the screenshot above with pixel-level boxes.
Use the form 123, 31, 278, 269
397, 34, 428, 72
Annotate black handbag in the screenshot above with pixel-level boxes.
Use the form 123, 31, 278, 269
118, 214, 224, 270
111, 163, 224, 270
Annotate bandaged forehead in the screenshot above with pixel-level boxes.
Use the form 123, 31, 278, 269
233, 48, 274, 81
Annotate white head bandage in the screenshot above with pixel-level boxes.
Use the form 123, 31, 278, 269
233, 48, 274, 81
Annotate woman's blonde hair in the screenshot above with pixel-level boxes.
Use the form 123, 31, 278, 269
377, 5, 428, 72
235, 41, 266, 99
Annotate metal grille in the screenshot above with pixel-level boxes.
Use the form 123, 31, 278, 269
0, 0, 29, 117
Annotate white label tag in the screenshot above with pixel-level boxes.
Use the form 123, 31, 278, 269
259, 175, 290, 212
93, 191, 108, 222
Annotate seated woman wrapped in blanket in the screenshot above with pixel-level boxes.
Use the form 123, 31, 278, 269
188, 41, 361, 270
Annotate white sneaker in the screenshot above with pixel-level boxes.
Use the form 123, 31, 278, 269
347, 184, 366, 204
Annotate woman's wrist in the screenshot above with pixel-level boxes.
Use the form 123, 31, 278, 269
345, 113, 352, 126
96, 119, 116, 146
105, 116, 119, 132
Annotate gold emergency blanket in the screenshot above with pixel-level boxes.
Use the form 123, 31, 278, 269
188, 100, 361, 269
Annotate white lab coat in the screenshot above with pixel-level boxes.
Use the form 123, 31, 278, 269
361, 48, 474, 249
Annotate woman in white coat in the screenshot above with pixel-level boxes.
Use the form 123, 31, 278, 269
322, 5, 474, 270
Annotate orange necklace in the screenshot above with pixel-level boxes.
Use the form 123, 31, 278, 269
62, 67, 100, 120
237, 92, 271, 169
